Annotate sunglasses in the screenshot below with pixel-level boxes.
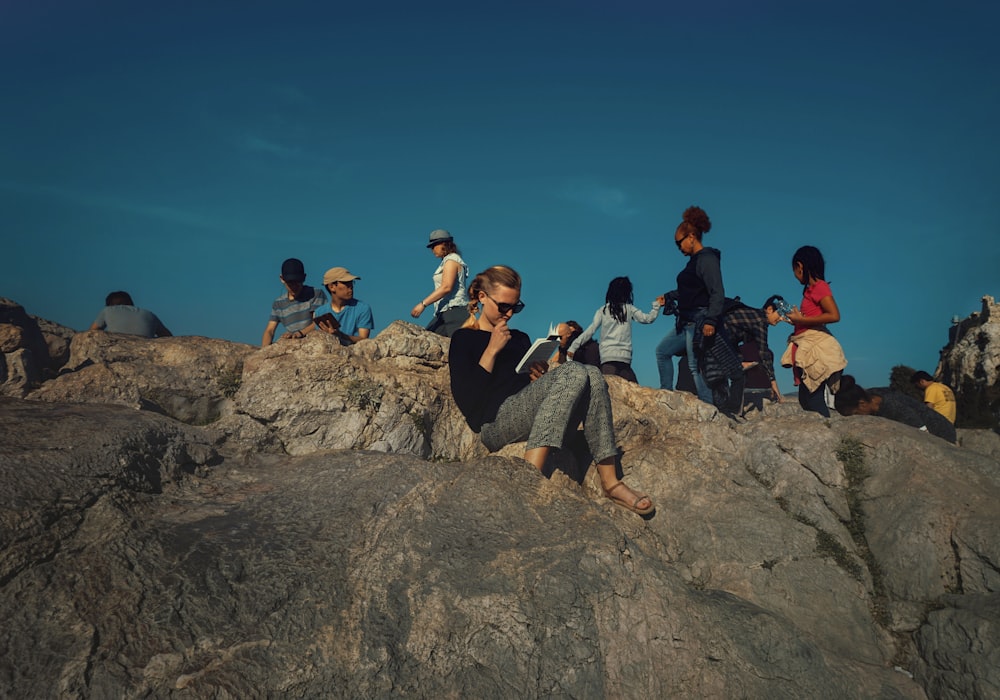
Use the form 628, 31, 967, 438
675, 234, 690, 249
483, 291, 525, 315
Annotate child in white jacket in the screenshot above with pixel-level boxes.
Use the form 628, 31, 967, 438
568, 276, 662, 383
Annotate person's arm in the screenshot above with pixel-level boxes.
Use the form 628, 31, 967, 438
450, 329, 528, 430
630, 303, 660, 324
151, 314, 172, 337
412, 258, 460, 318
787, 288, 840, 327
344, 327, 371, 343
339, 305, 375, 344
90, 309, 106, 332
697, 255, 725, 335
478, 317, 513, 373
567, 309, 601, 358
262, 320, 279, 346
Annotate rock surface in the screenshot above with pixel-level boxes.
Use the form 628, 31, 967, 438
938, 294, 1000, 430
2, 309, 999, 698
0, 297, 74, 396
27, 330, 256, 425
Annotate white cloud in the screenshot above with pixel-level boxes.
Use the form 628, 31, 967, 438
0, 180, 232, 233
557, 180, 638, 218
242, 135, 304, 159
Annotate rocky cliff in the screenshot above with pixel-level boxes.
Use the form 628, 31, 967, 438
938, 294, 1000, 430
2, 302, 999, 699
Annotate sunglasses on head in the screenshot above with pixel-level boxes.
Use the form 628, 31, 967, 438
483, 291, 525, 315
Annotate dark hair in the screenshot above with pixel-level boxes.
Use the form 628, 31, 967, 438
911, 370, 934, 385
605, 277, 633, 323
105, 291, 134, 306
676, 206, 712, 241
463, 265, 522, 329
833, 375, 869, 416
439, 241, 461, 256
792, 246, 825, 285
564, 320, 583, 333
762, 294, 784, 311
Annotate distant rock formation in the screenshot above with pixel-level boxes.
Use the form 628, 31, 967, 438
937, 294, 1000, 430
2, 302, 999, 698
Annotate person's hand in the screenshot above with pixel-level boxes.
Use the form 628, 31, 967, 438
770, 381, 783, 403
486, 317, 512, 355
410, 303, 425, 318
281, 330, 304, 339
702, 323, 715, 337
528, 361, 548, 382
317, 319, 337, 335
654, 295, 666, 308
785, 307, 803, 324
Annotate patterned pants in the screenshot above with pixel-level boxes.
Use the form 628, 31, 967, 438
480, 362, 617, 462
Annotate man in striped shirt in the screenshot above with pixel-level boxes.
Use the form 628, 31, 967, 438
261, 258, 328, 347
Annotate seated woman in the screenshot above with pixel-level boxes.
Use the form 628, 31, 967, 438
833, 375, 956, 443
448, 265, 654, 515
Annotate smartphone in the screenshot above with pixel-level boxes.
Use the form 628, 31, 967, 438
314, 313, 340, 330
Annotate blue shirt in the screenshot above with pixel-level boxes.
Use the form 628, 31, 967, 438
92, 305, 171, 337
316, 298, 374, 337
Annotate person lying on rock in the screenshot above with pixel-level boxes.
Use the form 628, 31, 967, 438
833, 374, 956, 443
90, 290, 172, 338
448, 264, 654, 515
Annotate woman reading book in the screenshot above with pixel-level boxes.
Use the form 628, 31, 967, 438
448, 265, 654, 515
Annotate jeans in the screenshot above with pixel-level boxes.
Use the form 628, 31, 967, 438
798, 381, 830, 417
655, 316, 712, 403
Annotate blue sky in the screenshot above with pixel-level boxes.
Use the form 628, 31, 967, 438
3, 0, 998, 393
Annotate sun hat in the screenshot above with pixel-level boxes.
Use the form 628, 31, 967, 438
427, 229, 454, 248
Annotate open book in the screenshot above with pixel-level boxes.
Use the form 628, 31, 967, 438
514, 323, 561, 374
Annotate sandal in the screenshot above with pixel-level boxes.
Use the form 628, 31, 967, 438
603, 481, 654, 515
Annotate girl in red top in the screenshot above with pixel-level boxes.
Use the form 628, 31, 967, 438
784, 246, 841, 415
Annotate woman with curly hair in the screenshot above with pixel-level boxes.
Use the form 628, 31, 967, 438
449, 265, 654, 515
654, 205, 723, 403
568, 276, 662, 383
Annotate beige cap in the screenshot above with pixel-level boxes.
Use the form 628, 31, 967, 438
323, 267, 361, 285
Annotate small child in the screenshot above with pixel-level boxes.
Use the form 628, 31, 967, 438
568, 277, 661, 383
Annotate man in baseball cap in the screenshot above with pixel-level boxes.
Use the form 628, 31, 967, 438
314, 267, 375, 344
261, 258, 328, 346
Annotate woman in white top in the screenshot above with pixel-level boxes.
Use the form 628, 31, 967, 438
410, 229, 470, 337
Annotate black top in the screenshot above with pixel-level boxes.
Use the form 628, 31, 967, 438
869, 388, 957, 443
449, 327, 531, 432
676, 247, 725, 327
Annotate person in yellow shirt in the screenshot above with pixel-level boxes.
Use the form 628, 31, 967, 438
911, 370, 957, 424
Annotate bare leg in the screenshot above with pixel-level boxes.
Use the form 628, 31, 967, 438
595, 458, 653, 512
523, 446, 550, 472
